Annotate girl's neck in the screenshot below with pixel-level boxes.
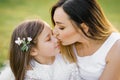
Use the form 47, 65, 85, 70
35, 56, 55, 65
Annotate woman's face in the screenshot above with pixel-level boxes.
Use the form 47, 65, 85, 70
35, 22, 60, 58
53, 7, 80, 45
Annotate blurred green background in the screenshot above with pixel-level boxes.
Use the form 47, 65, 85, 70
0, 0, 120, 68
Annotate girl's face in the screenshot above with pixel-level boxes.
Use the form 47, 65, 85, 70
34, 22, 60, 58
53, 7, 80, 45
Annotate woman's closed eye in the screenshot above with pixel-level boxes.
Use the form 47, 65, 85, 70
59, 27, 65, 30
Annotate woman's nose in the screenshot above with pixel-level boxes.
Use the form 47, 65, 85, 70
51, 36, 59, 43
53, 29, 57, 36
53, 29, 59, 38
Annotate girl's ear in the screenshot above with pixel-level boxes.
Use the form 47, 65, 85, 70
80, 23, 89, 33
30, 47, 38, 56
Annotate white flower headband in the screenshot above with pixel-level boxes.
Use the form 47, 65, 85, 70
15, 37, 32, 52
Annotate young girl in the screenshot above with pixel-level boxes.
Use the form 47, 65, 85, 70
0, 19, 76, 80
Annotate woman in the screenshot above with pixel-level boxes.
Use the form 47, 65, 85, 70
51, 0, 120, 80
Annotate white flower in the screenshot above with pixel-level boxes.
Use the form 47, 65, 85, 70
27, 37, 32, 42
23, 38, 25, 41
15, 37, 23, 45
15, 37, 32, 52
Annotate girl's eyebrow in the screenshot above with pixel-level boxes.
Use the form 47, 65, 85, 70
43, 34, 50, 41
45, 30, 52, 39
46, 34, 50, 38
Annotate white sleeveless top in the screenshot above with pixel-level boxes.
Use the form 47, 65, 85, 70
73, 32, 120, 80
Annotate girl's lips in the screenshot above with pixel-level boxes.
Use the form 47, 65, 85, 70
55, 45, 60, 48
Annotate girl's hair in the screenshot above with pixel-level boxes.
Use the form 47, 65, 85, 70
51, 0, 117, 62
9, 19, 44, 80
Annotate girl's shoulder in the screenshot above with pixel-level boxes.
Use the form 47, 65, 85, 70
0, 65, 15, 80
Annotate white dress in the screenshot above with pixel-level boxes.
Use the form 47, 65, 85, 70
0, 54, 76, 80
72, 32, 120, 80
0, 65, 15, 80
24, 54, 76, 80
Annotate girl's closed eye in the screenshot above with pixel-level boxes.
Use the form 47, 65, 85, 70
46, 37, 51, 41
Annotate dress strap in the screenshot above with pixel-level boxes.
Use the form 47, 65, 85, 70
94, 32, 120, 60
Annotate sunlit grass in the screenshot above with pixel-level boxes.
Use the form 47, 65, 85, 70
0, 0, 57, 68
98, 0, 120, 29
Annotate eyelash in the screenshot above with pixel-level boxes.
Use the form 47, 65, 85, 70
46, 37, 51, 41
58, 26, 65, 30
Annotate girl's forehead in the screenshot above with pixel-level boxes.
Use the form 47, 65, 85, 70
41, 23, 52, 36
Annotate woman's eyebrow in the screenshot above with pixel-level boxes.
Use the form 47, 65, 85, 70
55, 21, 64, 24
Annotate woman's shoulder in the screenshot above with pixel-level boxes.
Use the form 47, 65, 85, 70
111, 39, 120, 54
103, 38, 120, 79
106, 38, 120, 62
105, 32, 120, 59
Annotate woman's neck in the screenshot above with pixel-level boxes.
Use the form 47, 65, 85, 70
75, 38, 106, 57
